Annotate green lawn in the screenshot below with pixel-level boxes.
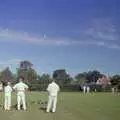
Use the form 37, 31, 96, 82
0, 92, 120, 120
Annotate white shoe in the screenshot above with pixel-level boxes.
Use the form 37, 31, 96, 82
52, 111, 56, 113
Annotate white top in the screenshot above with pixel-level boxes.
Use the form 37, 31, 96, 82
0, 83, 3, 90
4, 85, 12, 96
13, 82, 28, 95
47, 82, 60, 96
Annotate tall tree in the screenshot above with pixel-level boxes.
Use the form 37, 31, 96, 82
111, 75, 120, 88
75, 73, 88, 86
38, 74, 51, 85
17, 60, 37, 84
53, 69, 71, 86
20, 60, 33, 70
0, 67, 14, 84
87, 70, 103, 83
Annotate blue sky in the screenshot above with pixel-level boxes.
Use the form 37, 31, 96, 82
0, 0, 120, 76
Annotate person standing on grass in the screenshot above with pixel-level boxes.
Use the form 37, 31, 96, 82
87, 86, 90, 93
4, 82, 12, 110
13, 77, 28, 111
46, 79, 60, 113
0, 82, 3, 92
83, 85, 86, 93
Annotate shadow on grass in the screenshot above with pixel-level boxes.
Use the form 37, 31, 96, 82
11, 103, 28, 110
39, 107, 46, 112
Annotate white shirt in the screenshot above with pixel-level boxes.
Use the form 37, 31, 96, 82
0, 83, 3, 91
13, 82, 28, 95
4, 85, 12, 96
47, 82, 60, 96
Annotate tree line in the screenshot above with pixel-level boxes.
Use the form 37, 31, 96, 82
0, 60, 120, 92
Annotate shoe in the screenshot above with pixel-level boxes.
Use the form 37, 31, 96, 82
52, 111, 55, 113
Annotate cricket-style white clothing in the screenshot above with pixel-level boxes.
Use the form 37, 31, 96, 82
83, 86, 86, 93
4, 85, 12, 110
0, 83, 3, 91
87, 86, 90, 93
46, 82, 60, 112
13, 82, 28, 110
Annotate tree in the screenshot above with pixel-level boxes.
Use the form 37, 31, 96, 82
27, 68, 37, 84
87, 70, 103, 83
75, 73, 88, 87
17, 60, 37, 84
53, 69, 71, 86
20, 60, 33, 70
38, 74, 52, 85
111, 75, 120, 88
0, 67, 14, 84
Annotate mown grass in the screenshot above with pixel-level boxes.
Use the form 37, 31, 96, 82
0, 92, 120, 120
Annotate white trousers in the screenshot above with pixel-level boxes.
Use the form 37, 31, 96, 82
17, 93, 26, 110
87, 87, 90, 93
46, 96, 57, 112
83, 87, 86, 93
4, 95, 11, 110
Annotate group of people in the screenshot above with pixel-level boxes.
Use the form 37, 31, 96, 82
1, 77, 60, 113
83, 86, 90, 93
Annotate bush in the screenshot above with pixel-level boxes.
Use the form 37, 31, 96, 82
94, 84, 103, 92
29, 84, 48, 91
29, 84, 80, 92
60, 84, 80, 92
29, 83, 112, 92
104, 85, 112, 92
90, 84, 112, 92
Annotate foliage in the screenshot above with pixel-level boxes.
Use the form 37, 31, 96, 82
111, 75, 120, 89
53, 69, 72, 86
0, 67, 14, 85
0, 60, 119, 92
17, 60, 37, 84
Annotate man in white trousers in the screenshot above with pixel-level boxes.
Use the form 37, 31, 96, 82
13, 77, 28, 111
83, 86, 86, 93
87, 86, 90, 93
0, 82, 3, 92
4, 82, 12, 110
46, 79, 60, 113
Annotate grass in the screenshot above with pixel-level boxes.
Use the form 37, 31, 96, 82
0, 92, 120, 120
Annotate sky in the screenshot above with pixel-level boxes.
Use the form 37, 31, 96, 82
0, 0, 120, 76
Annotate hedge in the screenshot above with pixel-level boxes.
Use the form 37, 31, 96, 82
29, 84, 80, 92
29, 83, 114, 92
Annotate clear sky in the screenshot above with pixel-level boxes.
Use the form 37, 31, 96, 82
0, 0, 120, 76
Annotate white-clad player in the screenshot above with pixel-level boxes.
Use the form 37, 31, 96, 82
13, 77, 28, 111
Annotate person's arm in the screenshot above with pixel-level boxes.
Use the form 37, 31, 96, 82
24, 84, 29, 91
10, 86, 13, 92
13, 84, 17, 92
46, 84, 51, 96
46, 84, 50, 92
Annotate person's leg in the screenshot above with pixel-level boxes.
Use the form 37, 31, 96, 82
52, 96, 57, 113
21, 94, 26, 110
87, 87, 89, 93
17, 95, 21, 110
88, 88, 90, 93
4, 95, 7, 110
8, 95, 11, 110
46, 96, 52, 112
83, 87, 86, 93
